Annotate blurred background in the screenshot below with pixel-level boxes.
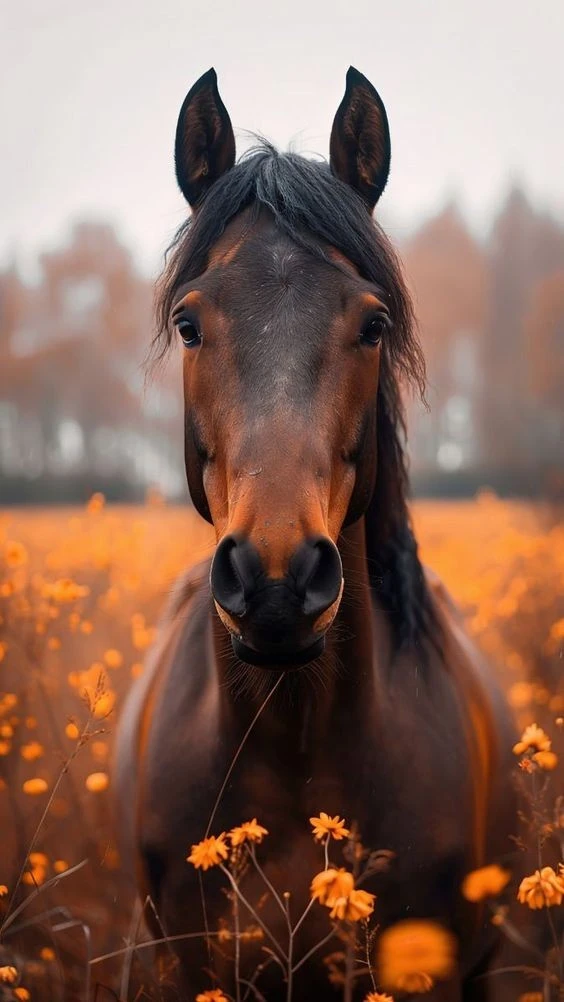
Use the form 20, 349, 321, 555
1, 4, 563, 998
2, 0, 563, 504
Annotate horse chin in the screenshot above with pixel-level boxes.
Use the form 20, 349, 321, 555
231, 635, 326, 670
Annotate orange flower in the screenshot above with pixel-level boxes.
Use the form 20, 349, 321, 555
40, 947, 56, 961
14, 987, 30, 1000
195, 990, 229, 1001
513, 724, 551, 756
310, 868, 354, 907
65, 722, 80, 740
532, 750, 558, 771
103, 648, 123, 669
0, 885, 7, 896
518, 994, 543, 1002
85, 772, 109, 793
42, 578, 89, 603
53, 860, 69, 873
310, 812, 350, 841
21, 742, 44, 762
229, 818, 269, 847
4, 540, 28, 568
22, 778, 48, 796
365, 994, 395, 1002
0, 966, 17, 983
86, 492, 105, 513
394, 972, 434, 994
517, 866, 564, 909
378, 920, 456, 993
187, 835, 229, 870
330, 887, 375, 922
461, 864, 511, 902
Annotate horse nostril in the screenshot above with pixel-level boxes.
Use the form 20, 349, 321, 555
290, 537, 343, 618
210, 534, 263, 619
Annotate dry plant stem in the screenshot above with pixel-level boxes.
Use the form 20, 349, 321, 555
290, 927, 337, 974
90, 929, 227, 965
531, 771, 563, 983
247, 846, 286, 918
0, 716, 94, 935
365, 926, 378, 994
206, 677, 283, 837
203, 678, 282, 979
220, 865, 287, 961
233, 889, 242, 1002
285, 894, 293, 1002
1, 859, 88, 936
120, 895, 145, 1001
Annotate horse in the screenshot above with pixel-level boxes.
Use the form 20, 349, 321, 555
115, 67, 517, 1001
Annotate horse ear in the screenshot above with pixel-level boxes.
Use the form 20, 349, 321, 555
330, 66, 391, 211
174, 68, 236, 208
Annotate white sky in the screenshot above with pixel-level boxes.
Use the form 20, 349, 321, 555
2, 0, 564, 277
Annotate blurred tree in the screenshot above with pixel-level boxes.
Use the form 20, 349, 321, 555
404, 203, 487, 472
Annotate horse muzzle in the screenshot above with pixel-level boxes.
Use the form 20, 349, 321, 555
210, 533, 343, 668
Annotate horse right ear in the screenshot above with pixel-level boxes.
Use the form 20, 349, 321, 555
330, 67, 391, 211
174, 68, 236, 208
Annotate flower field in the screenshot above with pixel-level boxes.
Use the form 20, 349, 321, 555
0, 495, 562, 1001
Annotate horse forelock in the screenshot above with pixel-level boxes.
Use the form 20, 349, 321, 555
152, 143, 434, 652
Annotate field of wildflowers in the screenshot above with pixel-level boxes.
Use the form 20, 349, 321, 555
0, 493, 562, 1001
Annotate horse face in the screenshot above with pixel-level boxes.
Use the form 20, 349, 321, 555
171, 67, 392, 668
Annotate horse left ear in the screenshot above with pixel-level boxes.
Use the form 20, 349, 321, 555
174, 68, 236, 208
330, 66, 391, 211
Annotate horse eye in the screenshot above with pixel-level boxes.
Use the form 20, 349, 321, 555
360, 313, 391, 347
175, 318, 202, 349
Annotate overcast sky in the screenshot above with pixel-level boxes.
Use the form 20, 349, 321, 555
2, 0, 564, 277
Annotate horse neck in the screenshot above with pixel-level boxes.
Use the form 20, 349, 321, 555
210, 516, 390, 739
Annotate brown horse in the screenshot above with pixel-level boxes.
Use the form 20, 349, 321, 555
116, 67, 516, 1000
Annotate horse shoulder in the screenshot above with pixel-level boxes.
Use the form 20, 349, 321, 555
424, 564, 516, 863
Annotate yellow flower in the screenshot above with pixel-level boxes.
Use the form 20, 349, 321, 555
532, 750, 558, 771
229, 818, 269, 846
0, 966, 17, 983
378, 920, 456, 993
365, 994, 395, 1002
195, 990, 229, 1001
4, 541, 28, 568
310, 812, 350, 841
22, 778, 48, 796
461, 864, 511, 902
187, 835, 229, 870
517, 867, 564, 909
330, 887, 375, 922
513, 724, 551, 756
85, 772, 109, 792
310, 868, 354, 907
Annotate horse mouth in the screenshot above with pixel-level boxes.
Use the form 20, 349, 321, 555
231, 635, 326, 669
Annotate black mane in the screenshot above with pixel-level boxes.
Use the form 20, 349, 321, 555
154, 143, 436, 650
